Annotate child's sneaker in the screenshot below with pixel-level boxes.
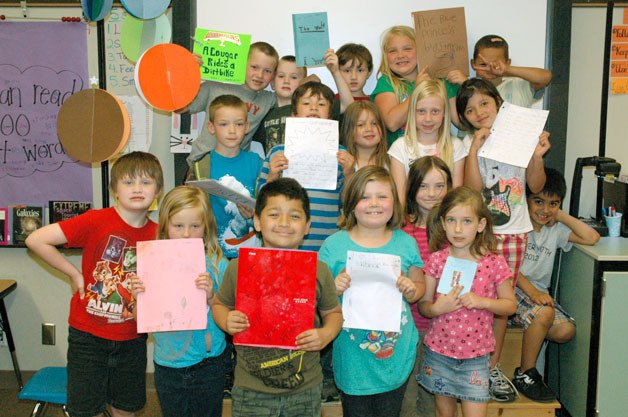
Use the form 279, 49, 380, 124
321, 378, 340, 402
512, 367, 555, 402
489, 364, 518, 402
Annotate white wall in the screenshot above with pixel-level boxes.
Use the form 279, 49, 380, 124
564, 7, 628, 216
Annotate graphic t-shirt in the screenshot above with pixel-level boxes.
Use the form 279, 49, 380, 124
59, 207, 157, 341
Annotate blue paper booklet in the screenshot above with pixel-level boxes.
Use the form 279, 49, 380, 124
292, 12, 330, 67
436, 256, 478, 296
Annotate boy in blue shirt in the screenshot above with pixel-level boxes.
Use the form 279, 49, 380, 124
511, 168, 599, 401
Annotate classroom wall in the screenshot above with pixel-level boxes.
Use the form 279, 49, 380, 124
564, 7, 628, 216
0, 1, 549, 372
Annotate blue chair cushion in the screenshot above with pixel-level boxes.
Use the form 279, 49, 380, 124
18, 367, 67, 405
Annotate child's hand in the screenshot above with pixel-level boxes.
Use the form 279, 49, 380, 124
268, 152, 289, 181
225, 310, 249, 335
128, 273, 145, 298
415, 66, 431, 85
470, 128, 491, 152
302, 74, 321, 84
459, 291, 488, 310
528, 287, 554, 306
70, 271, 85, 299
237, 203, 254, 219
335, 271, 351, 295
195, 272, 214, 303
337, 150, 355, 178
396, 274, 417, 301
193, 53, 203, 67
489, 58, 509, 77
532, 131, 551, 159
432, 285, 463, 315
446, 69, 468, 85
324, 49, 339, 74
296, 328, 332, 351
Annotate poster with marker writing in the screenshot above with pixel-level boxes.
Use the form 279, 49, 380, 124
193, 28, 251, 84
292, 12, 330, 67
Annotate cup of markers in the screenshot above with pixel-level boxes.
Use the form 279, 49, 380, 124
603, 206, 622, 237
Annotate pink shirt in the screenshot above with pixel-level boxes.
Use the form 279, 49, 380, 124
402, 223, 432, 331
424, 248, 512, 359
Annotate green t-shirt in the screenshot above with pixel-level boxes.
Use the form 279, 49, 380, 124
216, 257, 339, 394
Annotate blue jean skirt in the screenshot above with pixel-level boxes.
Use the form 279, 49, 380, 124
417, 346, 490, 403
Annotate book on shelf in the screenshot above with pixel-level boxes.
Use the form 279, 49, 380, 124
49, 201, 92, 224
0, 208, 7, 245
10, 205, 44, 245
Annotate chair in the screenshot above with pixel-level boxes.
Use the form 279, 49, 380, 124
18, 367, 70, 417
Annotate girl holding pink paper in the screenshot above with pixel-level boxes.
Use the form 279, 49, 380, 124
131, 186, 228, 417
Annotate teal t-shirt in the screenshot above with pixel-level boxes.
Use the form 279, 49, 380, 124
370, 75, 460, 146
319, 229, 423, 395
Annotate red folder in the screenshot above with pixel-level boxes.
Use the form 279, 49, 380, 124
235, 247, 317, 349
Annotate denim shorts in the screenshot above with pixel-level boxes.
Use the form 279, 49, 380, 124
67, 326, 147, 417
231, 383, 321, 417
417, 346, 490, 403
154, 348, 227, 417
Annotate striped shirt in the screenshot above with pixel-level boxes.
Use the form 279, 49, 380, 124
256, 144, 344, 252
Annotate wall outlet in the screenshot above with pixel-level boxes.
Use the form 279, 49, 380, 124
42, 323, 55, 345
0, 330, 8, 347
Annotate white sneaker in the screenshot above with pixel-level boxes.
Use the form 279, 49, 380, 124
489, 364, 518, 402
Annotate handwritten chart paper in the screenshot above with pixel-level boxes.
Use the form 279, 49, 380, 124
119, 95, 153, 153
436, 256, 478, 296
235, 247, 317, 349
284, 117, 338, 190
292, 12, 330, 67
413, 7, 469, 78
193, 29, 251, 84
0, 22, 92, 208
187, 179, 255, 209
136, 238, 207, 333
344, 251, 402, 332
478, 102, 549, 168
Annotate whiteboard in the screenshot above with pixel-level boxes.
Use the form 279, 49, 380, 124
197, 0, 548, 94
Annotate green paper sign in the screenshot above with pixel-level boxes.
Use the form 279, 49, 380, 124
193, 28, 252, 84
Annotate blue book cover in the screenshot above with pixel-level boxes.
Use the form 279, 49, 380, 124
292, 12, 330, 67
436, 256, 478, 296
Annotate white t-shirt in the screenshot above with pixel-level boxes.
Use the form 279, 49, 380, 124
388, 136, 467, 175
496, 77, 544, 108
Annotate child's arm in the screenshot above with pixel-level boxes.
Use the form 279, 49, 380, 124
445, 70, 467, 128
374, 68, 430, 132
337, 150, 355, 180
396, 265, 426, 304
195, 272, 214, 304
25, 224, 84, 298
463, 128, 489, 191
486, 57, 552, 92
256, 149, 287, 192
418, 274, 463, 318
553, 209, 600, 245
324, 49, 354, 112
517, 272, 554, 306
211, 297, 250, 335
390, 158, 408, 208
452, 157, 466, 189
459, 278, 517, 316
526, 131, 550, 193
295, 304, 342, 351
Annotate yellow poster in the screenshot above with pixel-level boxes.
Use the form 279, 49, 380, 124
611, 78, 628, 94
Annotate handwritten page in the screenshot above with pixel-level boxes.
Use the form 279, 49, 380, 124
193, 28, 252, 84
136, 238, 207, 333
119, 95, 153, 153
292, 12, 330, 67
436, 256, 478, 296
284, 117, 339, 190
413, 7, 469, 78
344, 251, 402, 332
478, 102, 549, 168
187, 179, 255, 209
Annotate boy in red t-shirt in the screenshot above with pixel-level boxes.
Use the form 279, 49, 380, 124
26, 151, 163, 417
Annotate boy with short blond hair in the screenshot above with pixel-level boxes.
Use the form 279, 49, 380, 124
188, 94, 262, 259
186, 41, 279, 165
212, 177, 342, 417
26, 151, 164, 417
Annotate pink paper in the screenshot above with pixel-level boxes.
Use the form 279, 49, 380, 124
136, 238, 207, 333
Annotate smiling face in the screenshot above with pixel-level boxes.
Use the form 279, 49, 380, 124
354, 109, 383, 150
442, 204, 486, 252
244, 50, 276, 92
293, 89, 331, 119
353, 180, 394, 231
254, 195, 311, 249
463, 92, 499, 130
167, 207, 206, 240
415, 95, 445, 138
415, 168, 448, 215
339, 59, 371, 97
272, 59, 304, 102
527, 192, 562, 231
208, 106, 249, 156
385, 34, 418, 80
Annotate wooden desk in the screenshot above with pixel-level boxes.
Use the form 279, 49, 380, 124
0, 279, 23, 389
